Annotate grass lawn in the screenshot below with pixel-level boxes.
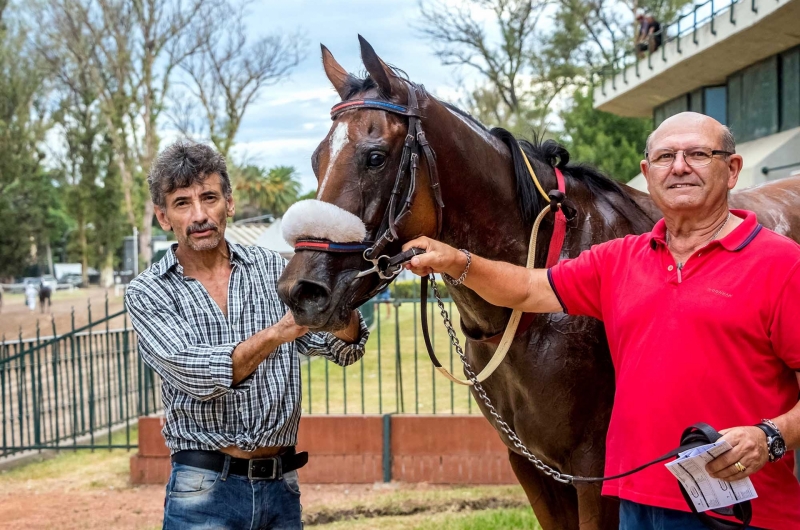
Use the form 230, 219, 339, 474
313, 508, 540, 529
0, 425, 139, 491
305, 483, 538, 529
302, 298, 480, 415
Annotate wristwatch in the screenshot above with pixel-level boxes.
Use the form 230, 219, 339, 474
755, 419, 787, 463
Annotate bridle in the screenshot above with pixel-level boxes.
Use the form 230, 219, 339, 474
293, 82, 570, 373
294, 82, 444, 292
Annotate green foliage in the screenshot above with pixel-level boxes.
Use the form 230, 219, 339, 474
558, 87, 651, 182
233, 164, 303, 219
390, 279, 449, 300
0, 11, 60, 278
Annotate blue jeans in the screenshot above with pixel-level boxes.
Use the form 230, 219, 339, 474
163, 462, 302, 529
620, 500, 761, 530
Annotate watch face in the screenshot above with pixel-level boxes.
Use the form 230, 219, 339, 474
771, 437, 787, 460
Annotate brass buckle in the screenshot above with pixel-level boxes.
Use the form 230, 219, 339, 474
247, 457, 280, 480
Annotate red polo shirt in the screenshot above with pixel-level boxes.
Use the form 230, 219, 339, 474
548, 210, 800, 530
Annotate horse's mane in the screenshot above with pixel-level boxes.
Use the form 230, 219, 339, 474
490, 128, 649, 228
341, 72, 650, 229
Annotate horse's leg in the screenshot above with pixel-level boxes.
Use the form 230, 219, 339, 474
574, 482, 619, 530
570, 441, 620, 530
508, 450, 579, 530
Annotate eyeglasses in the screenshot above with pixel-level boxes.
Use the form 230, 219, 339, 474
646, 147, 733, 168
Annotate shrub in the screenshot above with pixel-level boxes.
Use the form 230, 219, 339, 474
390, 278, 449, 299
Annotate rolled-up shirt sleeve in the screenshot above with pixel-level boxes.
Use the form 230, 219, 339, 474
295, 309, 369, 367
125, 287, 240, 401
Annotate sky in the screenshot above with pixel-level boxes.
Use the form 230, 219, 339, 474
225, 0, 484, 193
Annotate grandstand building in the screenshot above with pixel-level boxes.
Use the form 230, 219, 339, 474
594, 0, 800, 189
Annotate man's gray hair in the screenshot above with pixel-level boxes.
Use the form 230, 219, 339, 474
645, 124, 737, 155
148, 140, 231, 209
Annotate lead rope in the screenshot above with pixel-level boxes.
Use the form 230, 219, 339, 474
424, 204, 551, 386
427, 275, 574, 483
424, 147, 572, 478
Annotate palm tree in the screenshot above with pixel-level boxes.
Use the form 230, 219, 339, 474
234, 164, 302, 218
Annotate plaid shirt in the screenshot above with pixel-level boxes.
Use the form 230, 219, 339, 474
125, 243, 368, 453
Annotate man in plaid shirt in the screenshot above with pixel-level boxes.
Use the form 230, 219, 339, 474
125, 141, 368, 530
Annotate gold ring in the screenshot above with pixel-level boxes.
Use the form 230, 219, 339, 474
734, 461, 746, 473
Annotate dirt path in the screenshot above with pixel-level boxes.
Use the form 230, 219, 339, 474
0, 288, 127, 341
0, 449, 526, 529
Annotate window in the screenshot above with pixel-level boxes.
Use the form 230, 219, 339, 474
728, 57, 779, 142
704, 87, 726, 125
690, 89, 703, 114
781, 47, 800, 131
654, 94, 688, 128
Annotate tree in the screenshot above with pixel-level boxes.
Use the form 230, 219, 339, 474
170, 3, 306, 159
558, 86, 650, 182
234, 165, 302, 219
39, 0, 220, 268
419, 0, 566, 134
0, 4, 61, 278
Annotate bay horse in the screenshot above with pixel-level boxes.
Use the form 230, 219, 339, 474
276, 36, 800, 529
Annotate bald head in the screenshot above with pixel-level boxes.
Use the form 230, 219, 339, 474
646, 112, 735, 155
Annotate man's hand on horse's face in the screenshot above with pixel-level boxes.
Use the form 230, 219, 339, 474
705, 426, 769, 481
402, 237, 465, 278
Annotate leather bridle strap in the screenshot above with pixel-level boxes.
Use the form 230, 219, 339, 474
330, 85, 445, 262
294, 240, 372, 253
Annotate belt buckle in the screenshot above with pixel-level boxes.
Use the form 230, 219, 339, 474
248, 457, 280, 480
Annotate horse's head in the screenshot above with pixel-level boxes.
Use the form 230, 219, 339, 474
277, 36, 441, 330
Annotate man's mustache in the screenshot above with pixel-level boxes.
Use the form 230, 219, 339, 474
186, 222, 218, 236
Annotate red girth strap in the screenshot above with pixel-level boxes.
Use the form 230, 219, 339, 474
478, 167, 567, 345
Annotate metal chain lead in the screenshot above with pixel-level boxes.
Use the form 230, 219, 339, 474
429, 275, 574, 484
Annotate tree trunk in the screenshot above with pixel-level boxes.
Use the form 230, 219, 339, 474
79, 218, 89, 287
139, 201, 154, 267
100, 250, 114, 288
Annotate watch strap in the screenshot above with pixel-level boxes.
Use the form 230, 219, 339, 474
755, 422, 778, 439
760, 418, 782, 437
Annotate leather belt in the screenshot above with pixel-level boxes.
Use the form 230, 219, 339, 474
171, 448, 309, 480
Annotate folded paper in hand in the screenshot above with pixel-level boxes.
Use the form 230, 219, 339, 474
665, 440, 758, 512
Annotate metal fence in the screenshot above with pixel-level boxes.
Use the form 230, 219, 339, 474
0, 284, 476, 457
301, 294, 481, 416
0, 300, 161, 458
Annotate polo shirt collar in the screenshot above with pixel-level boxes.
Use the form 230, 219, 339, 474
154, 240, 253, 277
649, 209, 762, 252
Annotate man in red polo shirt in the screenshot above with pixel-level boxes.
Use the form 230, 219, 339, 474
402, 112, 800, 529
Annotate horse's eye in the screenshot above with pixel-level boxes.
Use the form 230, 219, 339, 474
367, 152, 386, 168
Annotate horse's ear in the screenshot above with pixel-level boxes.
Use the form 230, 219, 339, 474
321, 44, 351, 100
358, 35, 395, 98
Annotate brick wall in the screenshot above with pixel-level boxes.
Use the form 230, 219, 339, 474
130, 414, 517, 485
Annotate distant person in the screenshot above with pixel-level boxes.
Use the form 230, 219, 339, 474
25, 282, 37, 312
635, 10, 650, 58
0, 284, 3, 314
125, 140, 368, 530
38, 281, 51, 314
636, 12, 662, 57
647, 14, 663, 53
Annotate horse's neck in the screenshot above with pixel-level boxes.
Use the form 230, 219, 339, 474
427, 105, 541, 338
426, 103, 655, 338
